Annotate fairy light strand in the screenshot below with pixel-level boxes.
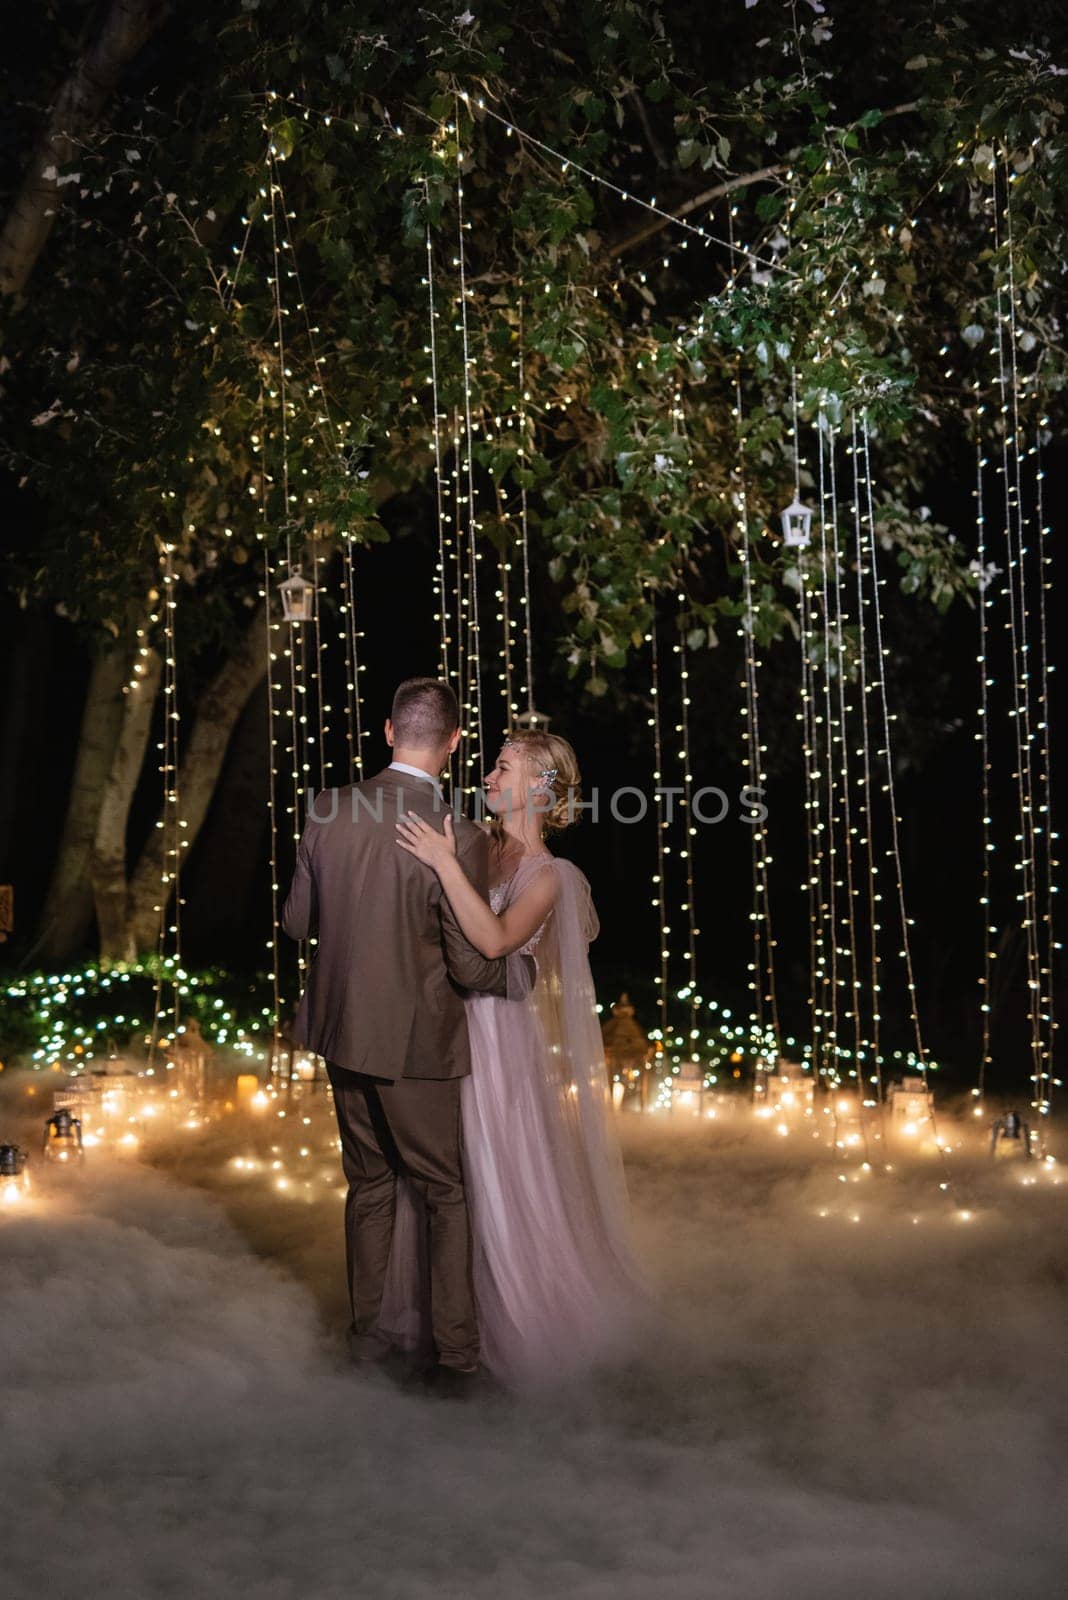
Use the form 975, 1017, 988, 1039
974, 394, 995, 1102
992, 154, 1044, 1117
424, 189, 453, 687
850, 414, 885, 1108
454, 112, 485, 794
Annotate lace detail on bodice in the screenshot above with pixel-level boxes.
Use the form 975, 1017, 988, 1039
490, 855, 554, 956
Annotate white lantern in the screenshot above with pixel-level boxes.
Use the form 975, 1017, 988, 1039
671, 1067, 704, 1118
280, 567, 315, 623
780, 497, 814, 549
513, 706, 551, 733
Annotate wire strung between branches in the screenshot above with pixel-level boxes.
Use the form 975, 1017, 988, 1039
461, 91, 799, 280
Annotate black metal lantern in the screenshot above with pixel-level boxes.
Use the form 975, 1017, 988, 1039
0, 1143, 30, 1204
43, 1107, 84, 1163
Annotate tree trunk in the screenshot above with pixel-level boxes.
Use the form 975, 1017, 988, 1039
33, 643, 129, 964
0, 0, 172, 298
92, 648, 162, 961
126, 603, 268, 953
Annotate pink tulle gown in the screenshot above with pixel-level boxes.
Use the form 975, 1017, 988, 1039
378, 850, 645, 1389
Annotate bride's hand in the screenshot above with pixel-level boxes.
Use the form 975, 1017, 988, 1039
395, 810, 458, 872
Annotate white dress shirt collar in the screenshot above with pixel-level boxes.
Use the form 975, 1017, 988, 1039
388, 760, 444, 800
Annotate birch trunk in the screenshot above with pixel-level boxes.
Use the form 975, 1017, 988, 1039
0, 0, 172, 298
92, 649, 163, 962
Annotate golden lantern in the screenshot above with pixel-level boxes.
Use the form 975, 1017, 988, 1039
601, 993, 654, 1110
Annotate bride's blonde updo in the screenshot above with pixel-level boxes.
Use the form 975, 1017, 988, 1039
504, 728, 582, 833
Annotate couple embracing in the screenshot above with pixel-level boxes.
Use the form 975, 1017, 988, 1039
283, 677, 643, 1394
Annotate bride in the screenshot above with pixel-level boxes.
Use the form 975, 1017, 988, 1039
390, 729, 644, 1388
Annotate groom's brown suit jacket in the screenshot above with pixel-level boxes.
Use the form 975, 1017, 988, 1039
282, 766, 514, 1080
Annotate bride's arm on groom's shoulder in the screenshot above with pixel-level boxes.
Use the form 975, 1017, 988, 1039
398, 812, 557, 959
282, 824, 317, 940
435, 830, 536, 998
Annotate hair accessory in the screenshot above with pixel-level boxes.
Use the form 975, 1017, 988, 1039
537, 766, 558, 791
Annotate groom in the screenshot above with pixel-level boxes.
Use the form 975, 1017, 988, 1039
282, 677, 529, 1389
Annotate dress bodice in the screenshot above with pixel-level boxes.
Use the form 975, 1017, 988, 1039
489, 851, 554, 956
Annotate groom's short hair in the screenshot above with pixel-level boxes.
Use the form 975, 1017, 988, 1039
391, 677, 459, 746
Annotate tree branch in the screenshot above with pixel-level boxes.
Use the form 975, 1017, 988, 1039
0, 0, 173, 298
609, 101, 923, 258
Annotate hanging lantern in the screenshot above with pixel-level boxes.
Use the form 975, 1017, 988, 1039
513, 707, 551, 733
280, 566, 315, 623
0, 1143, 30, 1204
779, 497, 814, 549
43, 1107, 84, 1163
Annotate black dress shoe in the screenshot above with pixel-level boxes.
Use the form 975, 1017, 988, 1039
347, 1327, 393, 1367
425, 1363, 484, 1400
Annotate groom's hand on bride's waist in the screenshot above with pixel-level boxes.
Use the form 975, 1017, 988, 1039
507, 952, 537, 1000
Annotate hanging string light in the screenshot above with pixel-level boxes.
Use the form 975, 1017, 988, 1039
792, 381, 825, 1084
814, 418, 842, 1087
734, 370, 780, 1062
516, 288, 536, 722
454, 108, 485, 795
265, 151, 307, 996
674, 592, 701, 1071
1032, 423, 1060, 1114
992, 153, 1045, 1122
827, 428, 865, 1100
648, 604, 670, 1086
424, 185, 453, 689
849, 413, 885, 1111
339, 535, 366, 782
146, 536, 182, 1072
973, 388, 996, 1108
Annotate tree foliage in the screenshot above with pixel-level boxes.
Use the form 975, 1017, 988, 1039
2, 0, 1066, 692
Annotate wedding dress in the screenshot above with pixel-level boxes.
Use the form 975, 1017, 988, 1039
378, 850, 645, 1387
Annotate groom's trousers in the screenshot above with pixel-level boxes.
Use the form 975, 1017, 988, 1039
325, 1062, 478, 1371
